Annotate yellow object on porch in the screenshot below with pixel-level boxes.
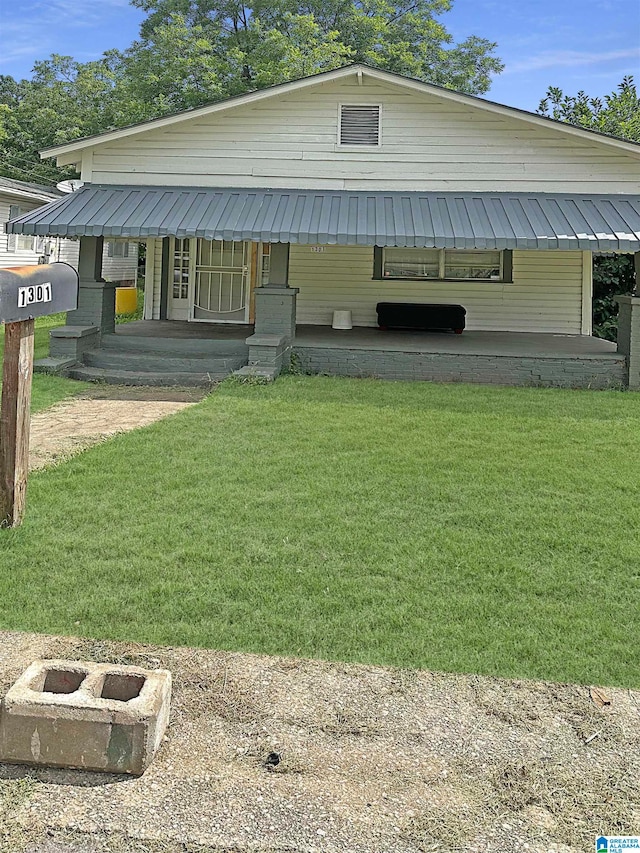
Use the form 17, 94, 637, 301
116, 286, 138, 314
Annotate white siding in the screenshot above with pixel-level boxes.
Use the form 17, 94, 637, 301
50, 239, 138, 282
53, 238, 81, 270
289, 245, 586, 334
150, 238, 163, 319
102, 242, 138, 283
0, 195, 46, 268
143, 238, 157, 320
87, 79, 640, 192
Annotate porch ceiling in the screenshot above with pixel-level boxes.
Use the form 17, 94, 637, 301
7, 185, 640, 251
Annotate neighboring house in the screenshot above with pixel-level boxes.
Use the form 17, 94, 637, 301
0, 177, 58, 267
0, 175, 138, 283
6, 63, 640, 388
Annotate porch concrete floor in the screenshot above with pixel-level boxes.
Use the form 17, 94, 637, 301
294, 326, 620, 359
116, 321, 618, 359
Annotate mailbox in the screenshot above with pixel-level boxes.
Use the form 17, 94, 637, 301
0, 263, 78, 325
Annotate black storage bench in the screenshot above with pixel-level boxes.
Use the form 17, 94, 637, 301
376, 302, 466, 334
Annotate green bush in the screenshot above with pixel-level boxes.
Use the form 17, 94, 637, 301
593, 254, 635, 341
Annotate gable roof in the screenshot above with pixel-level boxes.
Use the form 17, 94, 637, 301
41, 63, 640, 162
0, 175, 61, 203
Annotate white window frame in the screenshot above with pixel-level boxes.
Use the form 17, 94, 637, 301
381, 247, 506, 282
7, 205, 35, 252
337, 103, 382, 149
107, 240, 130, 258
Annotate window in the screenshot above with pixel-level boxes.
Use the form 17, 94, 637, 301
172, 238, 190, 300
339, 105, 381, 146
260, 243, 271, 285
375, 247, 512, 282
107, 241, 130, 258
6, 205, 35, 252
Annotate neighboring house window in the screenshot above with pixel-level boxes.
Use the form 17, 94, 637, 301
6, 205, 35, 252
339, 105, 381, 146
374, 247, 513, 282
107, 241, 130, 258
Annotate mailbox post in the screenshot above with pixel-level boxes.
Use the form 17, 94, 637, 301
0, 263, 78, 528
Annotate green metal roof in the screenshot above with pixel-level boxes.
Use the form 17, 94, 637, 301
7, 185, 640, 251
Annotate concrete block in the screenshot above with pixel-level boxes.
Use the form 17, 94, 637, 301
49, 325, 100, 360
0, 660, 171, 775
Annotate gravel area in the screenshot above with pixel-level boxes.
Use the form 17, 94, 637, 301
1, 632, 638, 852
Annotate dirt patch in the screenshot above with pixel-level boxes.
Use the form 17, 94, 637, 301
29, 388, 201, 470
1, 632, 638, 853
77, 386, 209, 403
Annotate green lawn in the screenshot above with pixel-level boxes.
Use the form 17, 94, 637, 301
0, 314, 85, 412
1, 375, 639, 687
0, 286, 141, 410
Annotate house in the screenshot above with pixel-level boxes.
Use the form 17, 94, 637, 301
6, 64, 640, 388
1, 175, 138, 283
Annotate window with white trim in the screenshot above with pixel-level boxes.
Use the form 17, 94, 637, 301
377, 247, 511, 281
6, 205, 35, 252
107, 241, 130, 258
339, 105, 381, 146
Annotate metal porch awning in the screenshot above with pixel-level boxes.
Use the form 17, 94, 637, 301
7, 185, 640, 251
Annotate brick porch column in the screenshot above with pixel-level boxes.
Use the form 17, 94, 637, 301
240, 242, 298, 379
615, 294, 640, 389
49, 237, 117, 363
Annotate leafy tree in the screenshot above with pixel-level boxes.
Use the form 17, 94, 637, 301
129, 0, 503, 95
592, 255, 635, 342
538, 76, 640, 142
0, 56, 120, 184
539, 78, 640, 340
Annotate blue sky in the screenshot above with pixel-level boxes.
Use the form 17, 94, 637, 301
0, 0, 638, 112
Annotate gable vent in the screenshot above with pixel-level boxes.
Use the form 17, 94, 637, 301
340, 105, 380, 146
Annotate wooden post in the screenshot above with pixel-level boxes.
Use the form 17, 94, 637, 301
0, 319, 35, 528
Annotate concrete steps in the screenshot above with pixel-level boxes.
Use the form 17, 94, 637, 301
101, 334, 249, 357
68, 366, 226, 387
83, 350, 247, 374
71, 334, 249, 387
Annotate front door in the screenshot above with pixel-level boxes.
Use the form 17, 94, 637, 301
168, 238, 251, 323
169, 237, 192, 320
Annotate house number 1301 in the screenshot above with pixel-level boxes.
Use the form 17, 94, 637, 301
17, 282, 52, 308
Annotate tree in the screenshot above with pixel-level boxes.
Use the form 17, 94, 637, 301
129, 0, 503, 95
538, 78, 640, 341
538, 76, 640, 142
0, 56, 120, 185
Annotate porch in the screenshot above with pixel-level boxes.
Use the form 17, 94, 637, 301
66, 321, 624, 389
7, 185, 640, 388
114, 320, 616, 355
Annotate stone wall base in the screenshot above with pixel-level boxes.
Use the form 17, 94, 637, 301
293, 347, 627, 389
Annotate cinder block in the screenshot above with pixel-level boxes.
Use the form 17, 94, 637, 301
0, 660, 171, 775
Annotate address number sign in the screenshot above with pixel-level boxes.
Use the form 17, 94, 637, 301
18, 282, 52, 309
0, 263, 78, 324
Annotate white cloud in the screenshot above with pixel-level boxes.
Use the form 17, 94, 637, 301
505, 48, 640, 74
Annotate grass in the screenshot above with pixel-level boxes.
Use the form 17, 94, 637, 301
0, 286, 142, 411
1, 375, 639, 688
0, 314, 85, 412
0, 287, 144, 413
